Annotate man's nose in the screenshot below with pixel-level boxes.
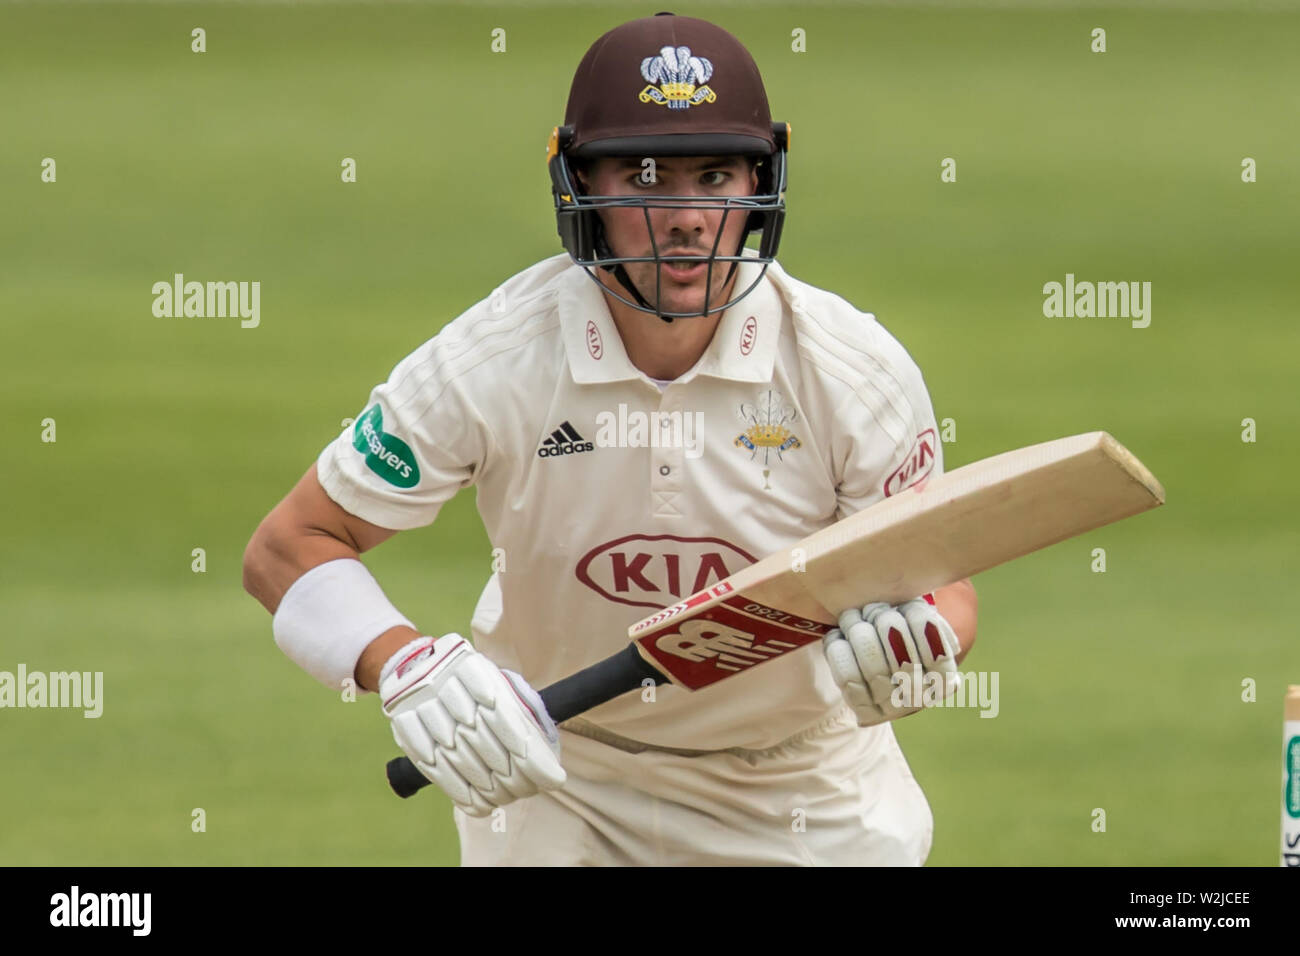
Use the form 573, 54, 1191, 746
655, 190, 711, 234
660, 202, 708, 234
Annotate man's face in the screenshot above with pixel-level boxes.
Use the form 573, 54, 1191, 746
577, 155, 760, 317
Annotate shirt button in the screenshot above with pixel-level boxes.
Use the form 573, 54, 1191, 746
659, 465, 671, 476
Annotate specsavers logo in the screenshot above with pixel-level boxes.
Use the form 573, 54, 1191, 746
1287, 736, 1300, 818
353, 405, 419, 488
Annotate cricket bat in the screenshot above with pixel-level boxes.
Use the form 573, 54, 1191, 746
387, 430, 1164, 798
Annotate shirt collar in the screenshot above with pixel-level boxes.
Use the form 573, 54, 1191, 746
558, 254, 785, 387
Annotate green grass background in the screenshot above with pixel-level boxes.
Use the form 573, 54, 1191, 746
1, 1, 1297, 865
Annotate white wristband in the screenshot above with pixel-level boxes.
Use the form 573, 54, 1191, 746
379, 636, 436, 686
272, 558, 415, 692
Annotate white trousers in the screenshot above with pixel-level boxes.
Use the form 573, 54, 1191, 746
456, 704, 934, 866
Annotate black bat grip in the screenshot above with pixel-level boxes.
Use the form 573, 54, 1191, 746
386, 756, 432, 799
386, 644, 664, 798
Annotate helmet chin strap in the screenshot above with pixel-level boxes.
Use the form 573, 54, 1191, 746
594, 231, 670, 322
594, 229, 744, 324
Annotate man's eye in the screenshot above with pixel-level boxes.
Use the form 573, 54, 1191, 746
701, 170, 730, 186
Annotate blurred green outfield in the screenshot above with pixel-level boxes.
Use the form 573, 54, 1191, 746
1, 1, 1297, 866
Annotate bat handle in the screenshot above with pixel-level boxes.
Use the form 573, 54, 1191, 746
385, 644, 664, 798
386, 756, 430, 799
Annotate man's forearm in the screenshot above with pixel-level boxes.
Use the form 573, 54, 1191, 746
243, 465, 401, 615
242, 523, 361, 614
933, 578, 977, 664
248, 540, 421, 692
243, 484, 417, 692
355, 626, 423, 692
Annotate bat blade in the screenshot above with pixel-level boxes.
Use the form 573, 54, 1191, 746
629, 431, 1164, 690
387, 430, 1163, 797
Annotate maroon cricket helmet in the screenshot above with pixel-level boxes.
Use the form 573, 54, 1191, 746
547, 12, 789, 321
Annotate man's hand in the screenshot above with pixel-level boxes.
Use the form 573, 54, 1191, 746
822, 597, 961, 727
380, 635, 566, 816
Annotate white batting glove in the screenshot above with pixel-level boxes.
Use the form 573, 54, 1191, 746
380, 634, 566, 816
822, 597, 961, 727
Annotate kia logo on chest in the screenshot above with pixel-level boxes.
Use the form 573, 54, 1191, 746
575, 534, 757, 609
586, 320, 603, 360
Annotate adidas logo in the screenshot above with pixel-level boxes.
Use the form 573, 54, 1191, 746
537, 420, 595, 458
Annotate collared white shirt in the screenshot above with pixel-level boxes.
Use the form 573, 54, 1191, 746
318, 252, 942, 749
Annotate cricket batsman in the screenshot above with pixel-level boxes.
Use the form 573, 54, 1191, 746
244, 12, 978, 865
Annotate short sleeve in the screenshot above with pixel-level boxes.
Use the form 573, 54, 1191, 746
832, 348, 944, 520
315, 337, 491, 531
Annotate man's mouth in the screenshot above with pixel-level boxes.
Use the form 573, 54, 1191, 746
659, 255, 710, 283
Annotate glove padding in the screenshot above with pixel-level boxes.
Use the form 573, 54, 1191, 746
823, 598, 961, 727
380, 634, 566, 816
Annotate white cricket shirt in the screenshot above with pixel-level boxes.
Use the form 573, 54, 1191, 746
317, 253, 943, 750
